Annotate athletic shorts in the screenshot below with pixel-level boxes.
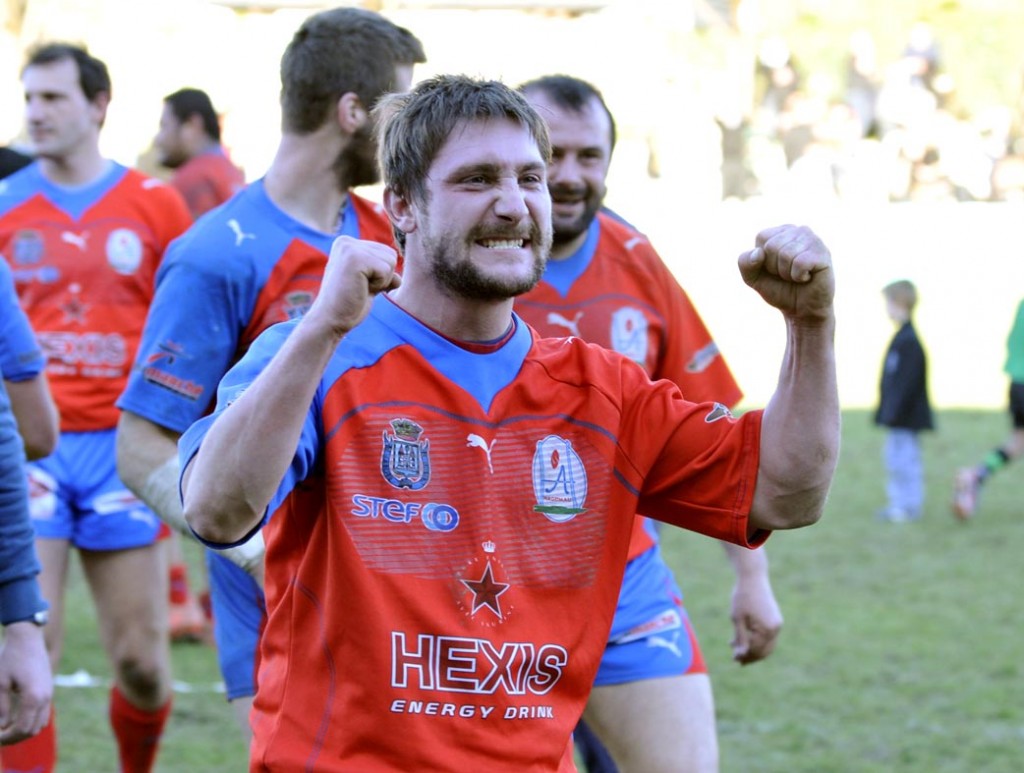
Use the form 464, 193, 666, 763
1009, 381, 1024, 428
207, 550, 265, 700
593, 544, 706, 686
28, 429, 162, 550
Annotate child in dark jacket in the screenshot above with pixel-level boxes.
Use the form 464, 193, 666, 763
875, 279, 934, 521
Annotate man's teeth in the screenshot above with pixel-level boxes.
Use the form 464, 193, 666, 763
481, 239, 524, 249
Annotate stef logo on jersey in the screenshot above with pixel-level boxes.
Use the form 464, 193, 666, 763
12, 229, 43, 264
610, 306, 649, 366
531, 435, 587, 521
381, 418, 431, 490
106, 228, 143, 274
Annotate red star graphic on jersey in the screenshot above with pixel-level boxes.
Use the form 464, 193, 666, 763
460, 561, 510, 619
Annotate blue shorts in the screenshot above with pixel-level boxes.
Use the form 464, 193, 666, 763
28, 429, 162, 550
594, 544, 706, 686
207, 550, 265, 700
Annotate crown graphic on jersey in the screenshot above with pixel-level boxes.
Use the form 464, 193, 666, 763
390, 418, 424, 440
482, 540, 496, 554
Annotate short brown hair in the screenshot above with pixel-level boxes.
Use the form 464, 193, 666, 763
279, 7, 425, 134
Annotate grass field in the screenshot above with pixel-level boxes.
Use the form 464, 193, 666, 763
33, 409, 1024, 772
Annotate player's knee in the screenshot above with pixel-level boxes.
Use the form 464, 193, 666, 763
114, 654, 167, 704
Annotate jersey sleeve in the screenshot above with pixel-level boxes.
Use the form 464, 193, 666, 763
0, 260, 45, 382
611, 354, 764, 547
178, 319, 323, 543
117, 228, 256, 433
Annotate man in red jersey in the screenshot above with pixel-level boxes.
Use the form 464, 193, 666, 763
116, 6, 425, 743
152, 86, 246, 644
0, 43, 192, 773
517, 75, 782, 772
154, 87, 245, 219
179, 74, 839, 772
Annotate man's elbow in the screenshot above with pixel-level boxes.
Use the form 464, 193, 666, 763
23, 426, 57, 460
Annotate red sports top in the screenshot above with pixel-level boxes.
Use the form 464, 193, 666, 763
181, 296, 765, 772
170, 148, 245, 218
0, 162, 192, 431
516, 212, 743, 560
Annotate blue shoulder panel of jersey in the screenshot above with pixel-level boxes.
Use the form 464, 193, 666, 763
365, 294, 532, 414
0, 162, 128, 220
542, 217, 600, 297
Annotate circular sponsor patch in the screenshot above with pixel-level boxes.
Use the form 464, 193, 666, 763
106, 228, 143, 274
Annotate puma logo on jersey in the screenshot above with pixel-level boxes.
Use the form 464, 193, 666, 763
647, 633, 683, 658
546, 311, 583, 338
61, 231, 88, 251
624, 236, 645, 251
466, 433, 496, 474
704, 402, 733, 423
227, 219, 256, 246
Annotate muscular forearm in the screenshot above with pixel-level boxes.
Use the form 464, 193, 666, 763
182, 316, 343, 544
750, 316, 840, 531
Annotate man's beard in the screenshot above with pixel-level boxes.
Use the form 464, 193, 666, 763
333, 123, 379, 190
425, 224, 550, 302
549, 182, 603, 247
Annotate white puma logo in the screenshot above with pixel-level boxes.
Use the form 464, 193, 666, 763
546, 310, 583, 338
466, 433, 496, 474
227, 219, 256, 247
624, 236, 645, 251
647, 633, 682, 658
61, 231, 88, 250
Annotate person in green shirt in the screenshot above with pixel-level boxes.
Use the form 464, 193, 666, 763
953, 298, 1024, 519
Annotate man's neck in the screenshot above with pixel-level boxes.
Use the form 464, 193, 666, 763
548, 228, 589, 262
263, 132, 348, 234
389, 279, 516, 344
39, 145, 107, 187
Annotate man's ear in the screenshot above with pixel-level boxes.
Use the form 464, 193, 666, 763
383, 188, 416, 236
336, 92, 367, 134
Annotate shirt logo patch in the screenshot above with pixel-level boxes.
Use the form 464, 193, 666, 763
460, 560, 510, 620
227, 219, 256, 246
466, 433, 496, 474
704, 402, 734, 423
106, 228, 143, 274
685, 341, 721, 374
546, 310, 583, 337
610, 306, 648, 366
381, 418, 431, 490
12, 229, 44, 264
531, 435, 587, 521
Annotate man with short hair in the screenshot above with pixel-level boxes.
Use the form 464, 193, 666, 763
517, 74, 782, 773
116, 6, 426, 741
0, 42, 192, 773
155, 87, 245, 219
179, 73, 839, 771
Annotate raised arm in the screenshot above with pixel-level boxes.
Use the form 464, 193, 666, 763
739, 224, 840, 533
181, 236, 401, 545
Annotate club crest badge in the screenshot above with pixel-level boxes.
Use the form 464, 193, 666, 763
381, 418, 431, 490
532, 435, 587, 522
610, 306, 649, 366
12, 229, 43, 264
106, 228, 143, 274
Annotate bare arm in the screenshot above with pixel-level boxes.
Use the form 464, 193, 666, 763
739, 225, 840, 533
5, 378, 58, 461
720, 542, 782, 664
182, 237, 400, 544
